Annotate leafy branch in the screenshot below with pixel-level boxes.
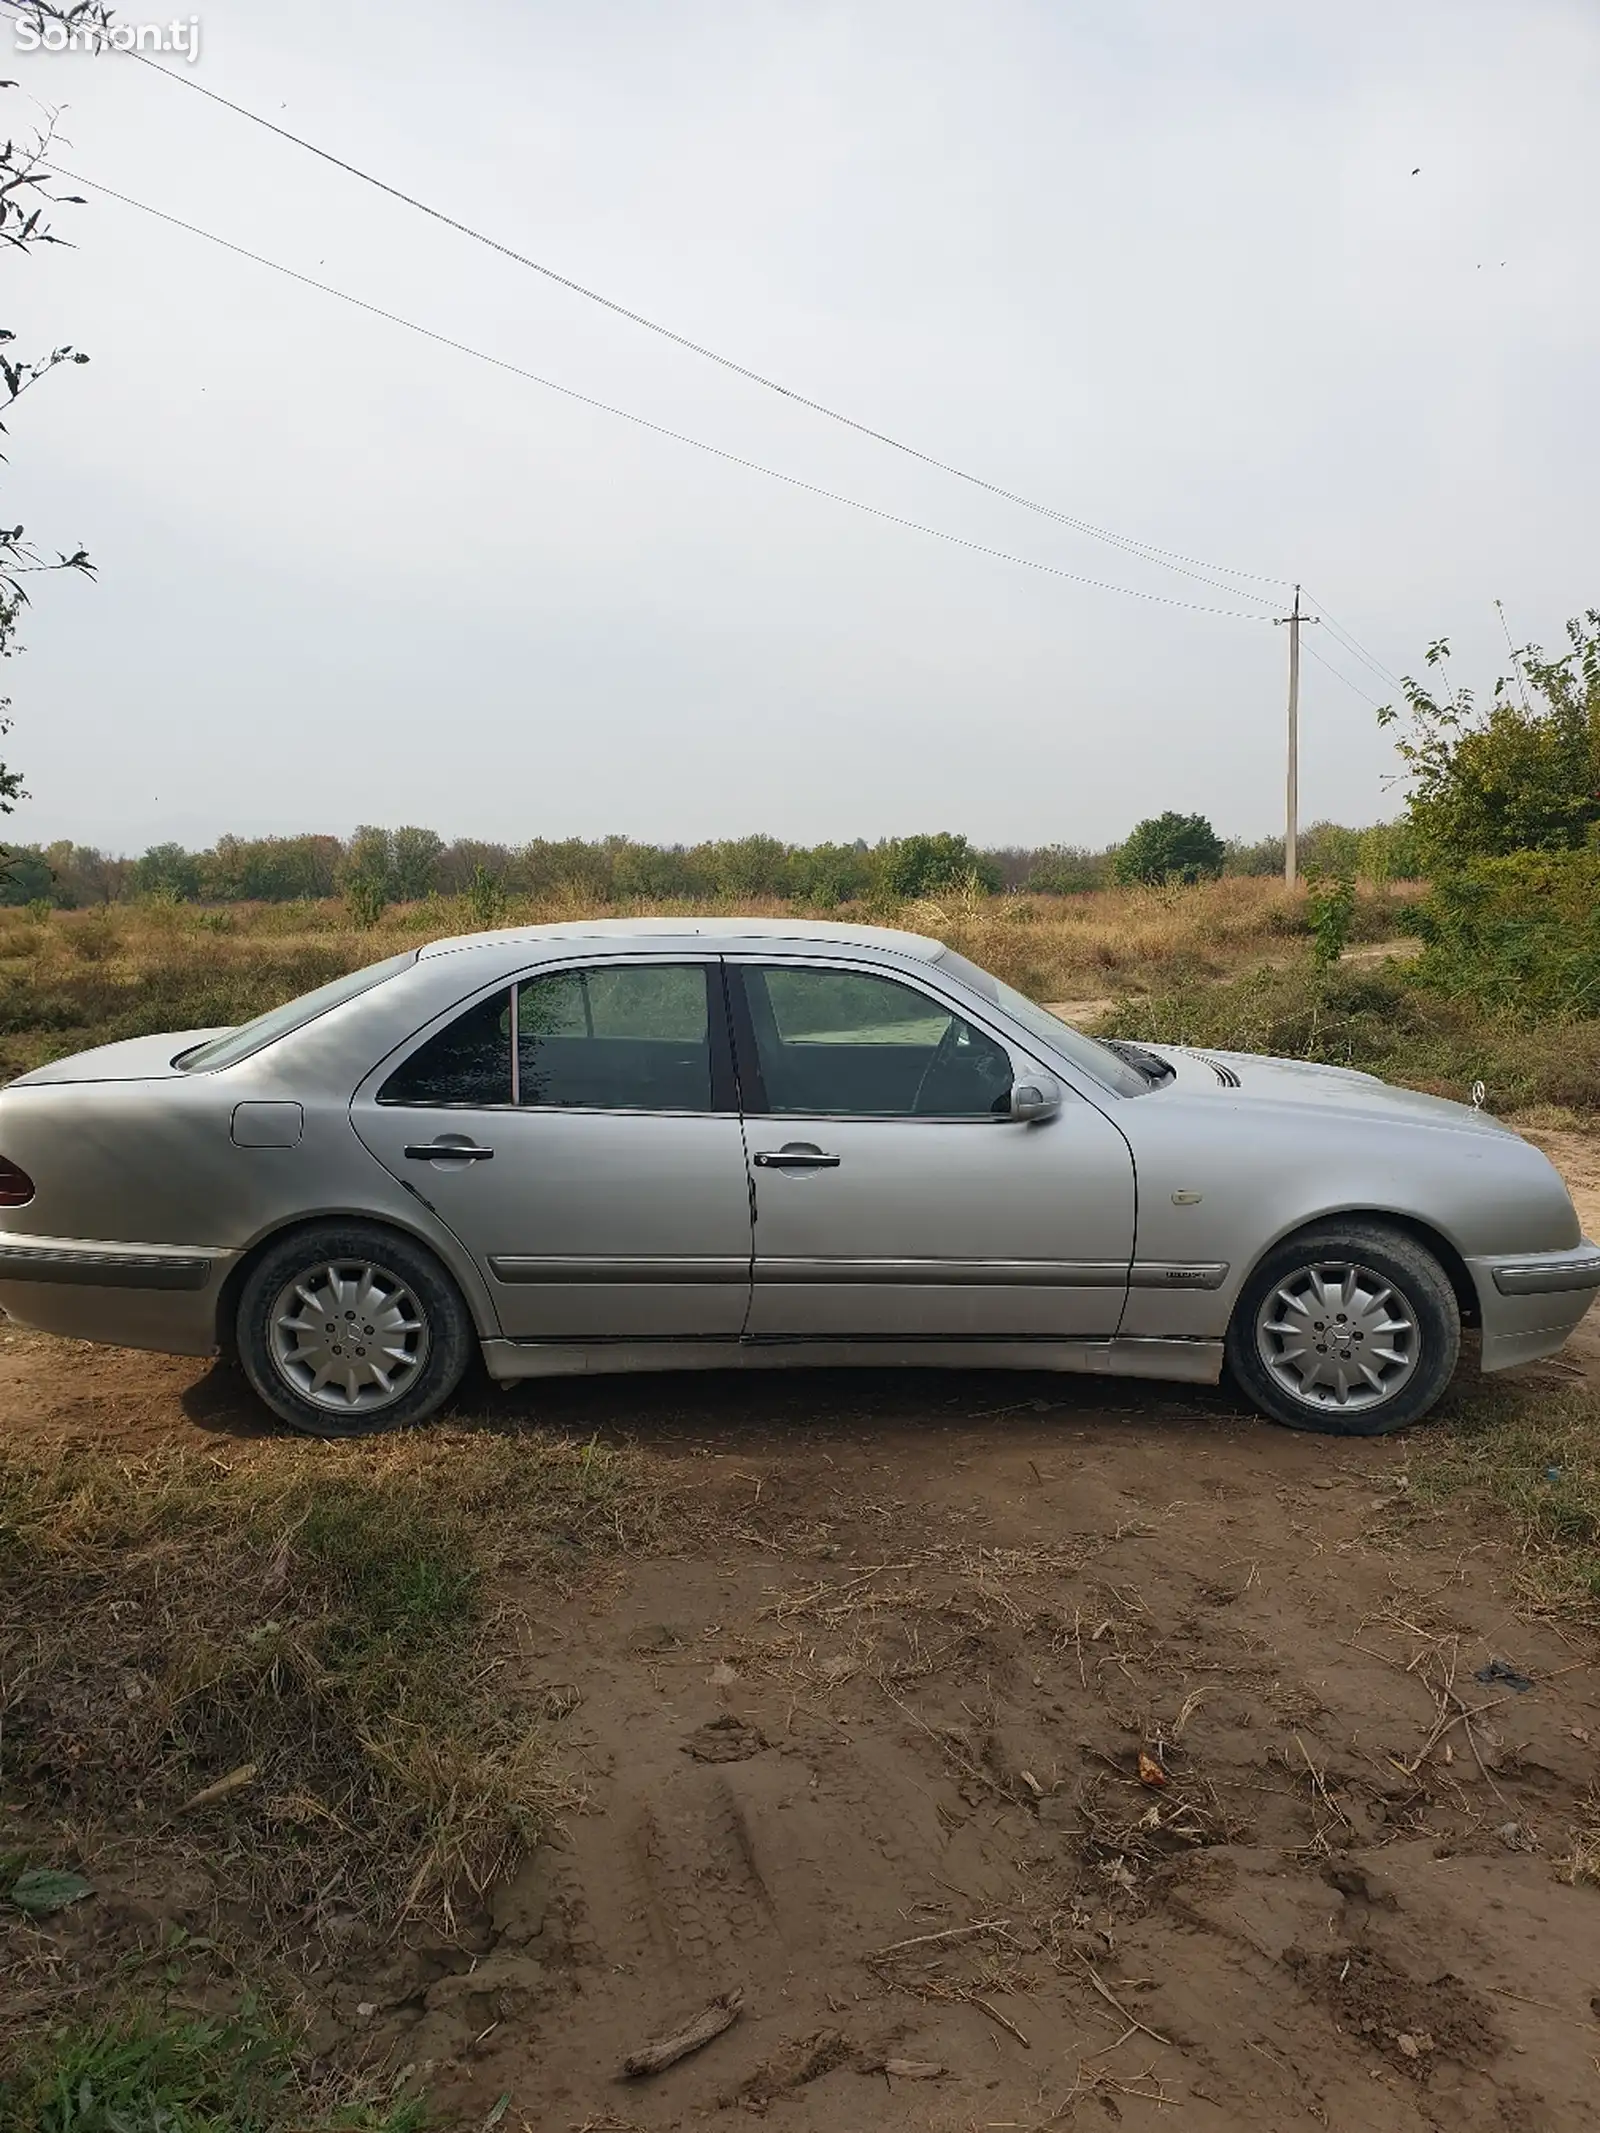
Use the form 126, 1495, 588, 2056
0, 27, 108, 818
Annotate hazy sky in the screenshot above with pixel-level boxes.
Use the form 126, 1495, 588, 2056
4, 0, 1596, 855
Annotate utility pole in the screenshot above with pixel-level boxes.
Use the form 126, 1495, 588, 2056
1276, 585, 1318, 886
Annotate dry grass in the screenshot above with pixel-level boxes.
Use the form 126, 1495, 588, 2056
0, 1423, 674, 2120
1409, 1382, 1600, 1627
0, 1428, 659, 1943
0, 876, 1424, 1077
903, 874, 1419, 1001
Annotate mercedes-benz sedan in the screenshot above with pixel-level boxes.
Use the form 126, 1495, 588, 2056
0, 918, 1593, 1438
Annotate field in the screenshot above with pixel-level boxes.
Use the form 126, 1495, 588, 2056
0, 874, 1399, 1079
3, 880, 1600, 2133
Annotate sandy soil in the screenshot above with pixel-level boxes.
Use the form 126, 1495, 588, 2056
5, 1126, 1599, 2132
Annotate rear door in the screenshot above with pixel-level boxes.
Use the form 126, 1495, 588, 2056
352, 957, 753, 1339
729, 959, 1135, 1338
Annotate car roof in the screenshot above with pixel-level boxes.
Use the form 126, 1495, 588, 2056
416, 917, 947, 962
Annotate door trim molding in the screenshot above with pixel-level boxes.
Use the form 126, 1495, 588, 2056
488, 1255, 751, 1284
754, 1257, 1129, 1287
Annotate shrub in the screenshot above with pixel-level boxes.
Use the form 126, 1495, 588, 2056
1113, 811, 1225, 886
877, 832, 1001, 899
1380, 610, 1600, 865
1023, 845, 1108, 894
464, 862, 509, 930
1412, 849, 1600, 1019
1305, 870, 1357, 967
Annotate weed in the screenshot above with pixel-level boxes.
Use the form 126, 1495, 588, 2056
1305, 871, 1357, 967
1, 2001, 426, 2132
343, 877, 388, 930
464, 864, 509, 931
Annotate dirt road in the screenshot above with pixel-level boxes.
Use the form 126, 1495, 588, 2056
4, 1123, 1599, 2131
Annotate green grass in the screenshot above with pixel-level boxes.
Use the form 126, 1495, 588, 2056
1094, 959, 1600, 1115
3, 2002, 427, 2133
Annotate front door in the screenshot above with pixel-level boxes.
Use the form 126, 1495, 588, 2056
352, 958, 753, 1339
729, 959, 1134, 1338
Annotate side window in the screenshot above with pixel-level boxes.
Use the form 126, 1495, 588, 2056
378, 990, 511, 1107
741, 966, 1013, 1117
517, 964, 714, 1111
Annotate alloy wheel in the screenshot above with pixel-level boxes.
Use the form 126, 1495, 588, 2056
268, 1257, 430, 1414
1254, 1258, 1421, 1413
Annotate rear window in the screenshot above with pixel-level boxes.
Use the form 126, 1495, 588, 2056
177, 951, 418, 1072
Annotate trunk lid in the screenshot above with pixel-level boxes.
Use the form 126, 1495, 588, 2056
7, 1030, 230, 1087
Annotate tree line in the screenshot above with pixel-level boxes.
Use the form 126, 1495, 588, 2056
0, 818, 1419, 913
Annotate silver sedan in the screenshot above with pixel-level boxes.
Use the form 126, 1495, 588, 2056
0, 918, 1593, 1438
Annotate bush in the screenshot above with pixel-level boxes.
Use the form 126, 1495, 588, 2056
1412, 849, 1600, 1019
1113, 811, 1225, 887
1023, 844, 1109, 895
1305, 870, 1357, 967
877, 832, 1001, 899
1381, 610, 1600, 865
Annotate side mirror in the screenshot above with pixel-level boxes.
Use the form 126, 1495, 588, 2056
1010, 1071, 1062, 1123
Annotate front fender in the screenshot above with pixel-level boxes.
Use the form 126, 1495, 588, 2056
1115, 1093, 1578, 1339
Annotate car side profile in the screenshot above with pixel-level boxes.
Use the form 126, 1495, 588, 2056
0, 917, 1593, 1439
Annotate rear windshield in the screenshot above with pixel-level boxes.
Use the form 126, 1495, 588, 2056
177, 951, 418, 1072
933, 949, 1149, 1098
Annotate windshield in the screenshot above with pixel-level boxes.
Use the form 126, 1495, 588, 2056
177, 950, 419, 1072
933, 949, 1150, 1098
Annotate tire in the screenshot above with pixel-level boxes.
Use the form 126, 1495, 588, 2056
1225, 1221, 1460, 1436
236, 1222, 475, 1438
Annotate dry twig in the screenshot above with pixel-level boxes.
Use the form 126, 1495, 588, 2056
619, 1989, 744, 2078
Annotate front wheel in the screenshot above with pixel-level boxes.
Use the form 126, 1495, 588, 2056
1226, 1222, 1460, 1436
236, 1222, 475, 1438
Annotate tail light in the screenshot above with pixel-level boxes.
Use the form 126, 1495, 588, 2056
0, 1156, 35, 1206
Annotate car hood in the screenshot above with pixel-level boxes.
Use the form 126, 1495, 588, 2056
7, 1029, 231, 1086
1161, 1046, 1515, 1138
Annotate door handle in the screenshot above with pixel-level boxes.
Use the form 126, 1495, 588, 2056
754, 1145, 840, 1168
404, 1142, 495, 1162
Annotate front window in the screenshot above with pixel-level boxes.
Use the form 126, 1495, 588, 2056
739, 965, 1013, 1117
933, 949, 1150, 1098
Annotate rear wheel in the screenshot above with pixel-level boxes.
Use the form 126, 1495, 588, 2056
236, 1223, 474, 1438
1226, 1222, 1459, 1436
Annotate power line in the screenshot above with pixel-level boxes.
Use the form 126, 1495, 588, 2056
1302, 591, 1404, 694
1301, 633, 1387, 708
44, 160, 1279, 623
65, 24, 1295, 605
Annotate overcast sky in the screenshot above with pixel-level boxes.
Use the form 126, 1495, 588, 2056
4, 0, 1596, 856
